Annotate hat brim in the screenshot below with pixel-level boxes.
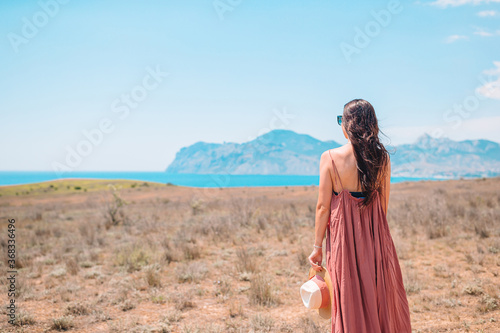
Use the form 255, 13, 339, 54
308, 266, 333, 320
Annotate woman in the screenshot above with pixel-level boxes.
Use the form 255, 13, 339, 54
308, 99, 411, 332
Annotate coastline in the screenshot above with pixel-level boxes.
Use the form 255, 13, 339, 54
0, 171, 485, 188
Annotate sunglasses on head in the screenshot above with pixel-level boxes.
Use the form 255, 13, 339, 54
337, 115, 342, 126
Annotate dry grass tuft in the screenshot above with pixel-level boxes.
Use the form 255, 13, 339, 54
249, 273, 280, 307
114, 242, 151, 272
236, 246, 259, 274
250, 313, 274, 332
175, 262, 208, 283
12, 309, 36, 326
296, 316, 323, 333
51, 315, 74, 331
65, 302, 90, 316
170, 291, 197, 311
145, 265, 162, 288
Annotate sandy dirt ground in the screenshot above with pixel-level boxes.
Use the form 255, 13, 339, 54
0, 177, 498, 332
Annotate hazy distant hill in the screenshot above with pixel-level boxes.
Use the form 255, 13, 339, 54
166, 130, 500, 178
390, 133, 500, 178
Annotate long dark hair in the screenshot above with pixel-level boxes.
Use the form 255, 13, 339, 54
343, 99, 389, 208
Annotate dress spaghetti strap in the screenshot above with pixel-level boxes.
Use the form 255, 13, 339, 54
328, 149, 344, 192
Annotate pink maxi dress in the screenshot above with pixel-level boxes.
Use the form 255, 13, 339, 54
325, 151, 412, 332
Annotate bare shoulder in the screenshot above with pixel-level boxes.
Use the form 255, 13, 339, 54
321, 146, 348, 165
319, 150, 330, 168
322, 146, 342, 157
321, 149, 331, 160
320, 148, 337, 163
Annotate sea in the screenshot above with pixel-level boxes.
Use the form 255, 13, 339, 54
0, 171, 437, 187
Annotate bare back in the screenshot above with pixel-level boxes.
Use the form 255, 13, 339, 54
326, 144, 391, 215
327, 145, 362, 193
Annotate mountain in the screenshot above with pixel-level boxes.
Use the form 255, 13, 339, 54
389, 133, 500, 178
166, 130, 340, 175
166, 130, 500, 178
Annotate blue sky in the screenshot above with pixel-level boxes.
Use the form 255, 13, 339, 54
1, 0, 499, 171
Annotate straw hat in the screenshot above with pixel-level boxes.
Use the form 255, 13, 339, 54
299, 266, 333, 319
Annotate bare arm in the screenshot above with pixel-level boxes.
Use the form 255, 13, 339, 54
314, 151, 333, 247
309, 151, 333, 271
380, 154, 391, 216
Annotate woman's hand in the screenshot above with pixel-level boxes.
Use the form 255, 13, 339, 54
308, 247, 323, 272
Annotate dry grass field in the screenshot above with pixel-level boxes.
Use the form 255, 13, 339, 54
0, 177, 499, 332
